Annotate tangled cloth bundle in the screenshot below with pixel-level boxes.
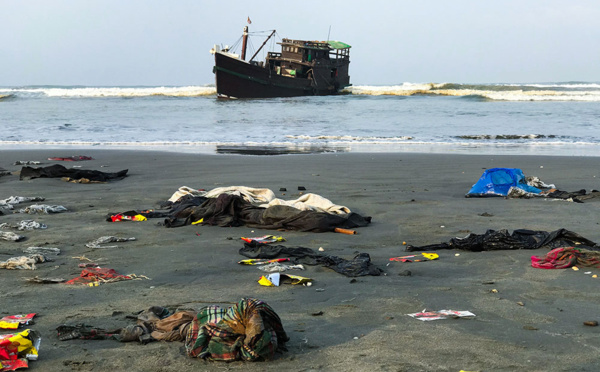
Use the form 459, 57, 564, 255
185, 298, 288, 362
0, 254, 49, 270
531, 247, 600, 269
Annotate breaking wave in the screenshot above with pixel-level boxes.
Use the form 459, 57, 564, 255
456, 134, 560, 140
0, 86, 216, 98
348, 82, 600, 101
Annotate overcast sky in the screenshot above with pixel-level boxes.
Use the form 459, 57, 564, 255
1, 0, 599, 86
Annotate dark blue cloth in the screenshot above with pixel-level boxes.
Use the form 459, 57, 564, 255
466, 168, 541, 197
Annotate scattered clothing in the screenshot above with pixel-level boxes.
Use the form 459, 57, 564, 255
406, 228, 599, 252
17, 204, 67, 214
259, 192, 351, 214
0, 255, 50, 270
531, 247, 600, 269
47, 155, 93, 161
185, 298, 288, 361
164, 194, 370, 232
0, 196, 45, 209
168, 186, 206, 203
170, 186, 351, 214
85, 236, 136, 249
240, 242, 383, 277
408, 310, 476, 321
257, 263, 305, 272
20, 164, 127, 182
24, 276, 65, 284
57, 298, 288, 362
0, 220, 47, 231
22, 247, 60, 256
0, 232, 25, 242
56, 324, 121, 341
65, 268, 134, 285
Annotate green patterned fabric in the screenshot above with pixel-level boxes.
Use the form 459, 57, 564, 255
185, 298, 288, 361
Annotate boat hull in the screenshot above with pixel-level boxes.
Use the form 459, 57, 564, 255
214, 52, 338, 98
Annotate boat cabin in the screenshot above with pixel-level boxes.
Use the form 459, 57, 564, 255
266, 39, 351, 89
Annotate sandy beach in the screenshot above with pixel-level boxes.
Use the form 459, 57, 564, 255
2, 149, 600, 372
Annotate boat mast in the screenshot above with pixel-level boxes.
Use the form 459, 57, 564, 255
241, 26, 249, 60
249, 30, 276, 62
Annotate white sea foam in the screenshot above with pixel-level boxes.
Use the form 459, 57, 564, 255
348, 84, 600, 101
0, 86, 216, 98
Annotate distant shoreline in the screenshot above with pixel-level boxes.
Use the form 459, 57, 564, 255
1, 142, 599, 157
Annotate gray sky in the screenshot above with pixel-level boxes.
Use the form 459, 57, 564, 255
1, 0, 599, 86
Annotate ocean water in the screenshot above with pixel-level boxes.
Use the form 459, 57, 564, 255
1, 82, 600, 156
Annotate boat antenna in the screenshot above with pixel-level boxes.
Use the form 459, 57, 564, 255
327, 25, 331, 42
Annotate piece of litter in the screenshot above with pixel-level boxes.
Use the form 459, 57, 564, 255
353, 336, 358, 340
318, 247, 325, 252
455, 253, 460, 256
408, 309, 476, 321
593, 275, 598, 278
572, 266, 580, 271
585, 271, 592, 275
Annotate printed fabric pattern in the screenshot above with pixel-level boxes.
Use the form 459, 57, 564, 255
185, 298, 288, 361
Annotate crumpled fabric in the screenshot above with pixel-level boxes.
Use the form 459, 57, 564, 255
85, 236, 136, 249
170, 186, 352, 214
0, 220, 47, 231
168, 186, 206, 203
20, 164, 127, 182
531, 247, 600, 269
17, 204, 67, 214
185, 298, 288, 362
0, 196, 45, 209
240, 242, 383, 277
0, 231, 25, 242
406, 228, 599, 252
0, 254, 50, 270
65, 268, 132, 285
259, 193, 351, 214
22, 247, 61, 256
257, 263, 305, 272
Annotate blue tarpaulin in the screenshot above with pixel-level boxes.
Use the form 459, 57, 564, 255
466, 168, 542, 197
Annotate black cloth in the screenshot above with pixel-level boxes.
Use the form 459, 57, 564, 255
239, 242, 382, 277
164, 194, 371, 232
20, 164, 128, 182
545, 189, 600, 203
406, 228, 599, 252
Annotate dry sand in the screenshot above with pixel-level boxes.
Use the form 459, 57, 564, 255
1, 149, 600, 372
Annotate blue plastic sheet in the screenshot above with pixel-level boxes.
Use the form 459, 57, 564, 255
466, 168, 541, 197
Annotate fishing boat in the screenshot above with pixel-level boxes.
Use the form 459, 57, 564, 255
210, 26, 351, 98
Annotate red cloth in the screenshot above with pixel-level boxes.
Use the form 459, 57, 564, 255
531, 247, 600, 269
65, 268, 131, 285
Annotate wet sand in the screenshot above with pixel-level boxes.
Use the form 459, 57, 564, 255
2, 149, 600, 372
